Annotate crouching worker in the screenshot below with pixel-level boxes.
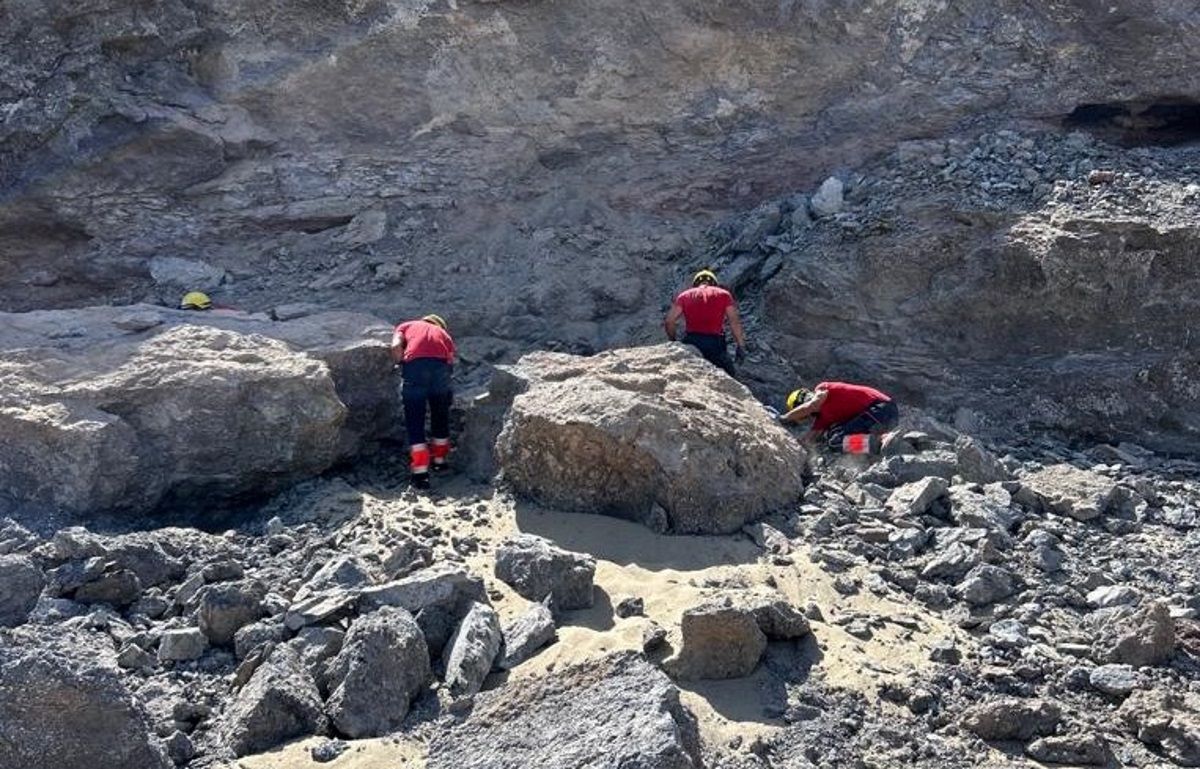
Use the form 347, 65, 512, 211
391, 314, 455, 489
779, 381, 898, 454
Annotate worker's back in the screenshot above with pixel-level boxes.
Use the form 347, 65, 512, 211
675, 284, 733, 335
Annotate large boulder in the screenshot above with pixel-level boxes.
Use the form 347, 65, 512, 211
196, 580, 268, 647
325, 607, 431, 738
495, 345, 805, 534
0, 306, 397, 515
428, 652, 701, 769
0, 626, 171, 769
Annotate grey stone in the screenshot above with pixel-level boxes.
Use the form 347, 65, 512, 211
117, 643, 156, 671
163, 731, 195, 767
885, 477, 948, 517
1020, 464, 1119, 521
961, 697, 1061, 741
75, 568, 142, 607
494, 534, 595, 611
921, 542, 980, 581
442, 602, 503, 699
325, 607, 431, 738
284, 590, 358, 631
158, 628, 208, 662
1119, 690, 1200, 766
669, 600, 767, 680
498, 602, 557, 670
957, 564, 1018, 607
235, 619, 289, 660
1094, 601, 1176, 667
1087, 584, 1141, 609
1089, 664, 1139, 697
428, 653, 700, 769
988, 619, 1031, 649
1026, 734, 1110, 765
197, 580, 267, 646
311, 739, 350, 763
495, 345, 806, 534
810, 176, 845, 217
358, 564, 486, 615
0, 627, 171, 769
615, 596, 646, 618
218, 644, 326, 757
0, 554, 45, 627
955, 436, 1013, 483
149, 256, 226, 291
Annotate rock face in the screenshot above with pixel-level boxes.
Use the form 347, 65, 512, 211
495, 345, 806, 534
0, 627, 171, 769
0, 554, 45, 626
325, 607, 431, 739
494, 534, 596, 612
0, 307, 396, 515
428, 653, 701, 769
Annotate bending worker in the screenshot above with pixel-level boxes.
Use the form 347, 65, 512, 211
663, 268, 746, 377
780, 380, 899, 454
391, 314, 455, 489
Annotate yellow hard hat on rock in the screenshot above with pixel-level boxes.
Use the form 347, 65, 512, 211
180, 291, 212, 310
423, 314, 447, 330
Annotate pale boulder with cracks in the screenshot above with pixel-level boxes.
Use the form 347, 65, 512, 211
496, 344, 806, 534
0, 306, 397, 515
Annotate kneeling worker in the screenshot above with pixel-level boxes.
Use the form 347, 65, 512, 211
780, 381, 899, 454
663, 268, 746, 377
391, 314, 455, 489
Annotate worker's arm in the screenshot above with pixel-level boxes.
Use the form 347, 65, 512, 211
726, 304, 746, 349
389, 328, 406, 365
781, 389, 828, 424
663, 303, 684, 342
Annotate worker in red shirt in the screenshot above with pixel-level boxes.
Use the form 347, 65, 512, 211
391, 314, 456, 489
663, 269, 747, 377
779, 381, 899, 454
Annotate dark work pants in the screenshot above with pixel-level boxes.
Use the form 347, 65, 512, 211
825, 400, 899, 452
684, 332, 735, 377
402, 358, 453, 447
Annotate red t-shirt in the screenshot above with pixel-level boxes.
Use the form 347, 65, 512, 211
393, 320, 456, 364
674, 285, 733, 335
811, 381, 891, 432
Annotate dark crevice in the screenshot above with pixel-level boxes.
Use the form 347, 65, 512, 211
1064, 99, 1200, 147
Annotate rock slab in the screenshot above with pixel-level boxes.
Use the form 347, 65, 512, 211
428, 652, 701, 769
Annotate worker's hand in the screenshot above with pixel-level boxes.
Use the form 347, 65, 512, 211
734, 345, 746, 363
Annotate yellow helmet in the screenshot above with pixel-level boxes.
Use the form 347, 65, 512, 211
180, 291, 212, 310
692, 269, 718, 287
786, 388, 811, 411
422, 314, 447, 330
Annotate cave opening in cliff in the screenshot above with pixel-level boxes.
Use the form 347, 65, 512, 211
1064, 100, 1200, 146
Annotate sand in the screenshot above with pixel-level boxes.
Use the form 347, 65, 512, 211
239, 479, 960, 766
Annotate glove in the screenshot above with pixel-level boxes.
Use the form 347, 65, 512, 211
734, 345, 746, 363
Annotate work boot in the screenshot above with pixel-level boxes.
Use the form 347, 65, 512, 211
410, 472, 430, 491
430, 438, 451, 472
